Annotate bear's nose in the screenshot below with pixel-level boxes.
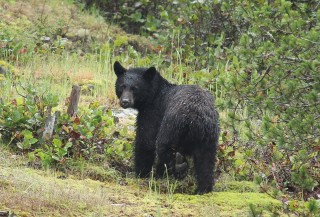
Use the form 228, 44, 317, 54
120, 99, 130, 108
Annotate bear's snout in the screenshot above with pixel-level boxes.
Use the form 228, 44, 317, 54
120, 98, 131, 108
119, 89, 134, 108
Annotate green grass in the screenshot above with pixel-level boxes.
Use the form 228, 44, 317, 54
1, 52, 114, 103
2, 51, 203, 109
0, 145, 283, 217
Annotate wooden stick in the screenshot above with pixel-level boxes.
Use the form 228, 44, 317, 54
42, 107, 58, 141
67, 85, 81, 117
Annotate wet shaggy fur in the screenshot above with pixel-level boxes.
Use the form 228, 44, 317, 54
114, 61, 219, 194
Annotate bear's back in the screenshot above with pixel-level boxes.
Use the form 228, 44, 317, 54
160, 85, 218, 135
164, 85, 216, 116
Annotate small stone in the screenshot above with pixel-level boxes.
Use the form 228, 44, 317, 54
111, 203, 125, 206
0, 211, 9, 217
0, 66, 7, 75
77, 28, 90, 38
10, 155, 17, 160
41, 36, 51, 43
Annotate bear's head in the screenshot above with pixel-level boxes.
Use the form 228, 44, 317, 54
114, 61, 158, 109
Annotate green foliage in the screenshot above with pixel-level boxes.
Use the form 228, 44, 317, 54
284, 199, 320, 216
0, 82, 134, 171
216, 0, 320, 196
305, 199, 320, 215
248, 204, 263, 217
83, 0, 233, 68
17, 130, 38, 150
90, 0, 320, 213
291, 165, 318, 192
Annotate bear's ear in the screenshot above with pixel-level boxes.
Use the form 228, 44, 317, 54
114, 61, 126, 77
143, 67, 157, 80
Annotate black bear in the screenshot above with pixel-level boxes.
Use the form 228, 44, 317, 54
114, 61, 219, 194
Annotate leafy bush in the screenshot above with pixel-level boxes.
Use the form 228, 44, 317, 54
82, 0, 234, 68
216, 0, 319, 196
0, 82, 134, 171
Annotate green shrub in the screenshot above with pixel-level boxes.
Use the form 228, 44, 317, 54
0, 82, 134, 171
216, 0, 319, 196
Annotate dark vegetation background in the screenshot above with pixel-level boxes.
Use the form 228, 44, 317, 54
0, 0, 319, 215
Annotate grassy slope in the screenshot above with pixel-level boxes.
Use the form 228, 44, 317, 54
0, 0, 283, 216
0, 0, 151, 106
0, 146, 281, 217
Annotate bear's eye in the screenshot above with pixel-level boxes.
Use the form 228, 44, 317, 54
131, 86, 138, 92
120, 84, 126, 90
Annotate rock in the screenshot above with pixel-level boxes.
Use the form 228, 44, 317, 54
77, 28, 90, 39
0, 66, 7, 75
10, 155, 18, 160
112, 108, 137, 120
111, 203, 126, 207
40, 36, 51, 43
0, 211, 9, 217
66, 28, 91, 42
112, 108, 137, 128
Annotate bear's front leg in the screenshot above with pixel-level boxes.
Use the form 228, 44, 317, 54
134, 138, 155, 178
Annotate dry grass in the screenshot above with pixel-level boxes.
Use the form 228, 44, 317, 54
0, 170, 110, 216
0, 0, 152, 55
0, 148, 140, 216
0, 0, 136, 108
0, 149, 177, 216
7, 52, 118, 108
0, 0, 117, 41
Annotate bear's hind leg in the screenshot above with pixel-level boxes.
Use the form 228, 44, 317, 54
154, 129, 178, 177
193, 148, 215, 194
155, 144, 175, 177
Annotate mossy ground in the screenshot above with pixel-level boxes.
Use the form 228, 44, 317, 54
0, 146, 282, 217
